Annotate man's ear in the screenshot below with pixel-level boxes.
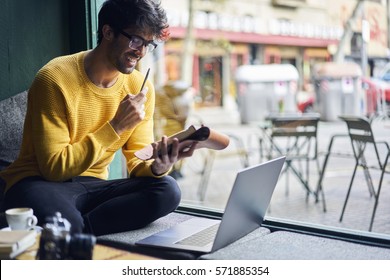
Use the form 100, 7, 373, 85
102, 24, 114, 41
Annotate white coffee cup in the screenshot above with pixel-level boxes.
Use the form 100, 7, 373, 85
5, 207, 38, 230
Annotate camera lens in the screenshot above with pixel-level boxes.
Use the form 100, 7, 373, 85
68, 233, 97, 260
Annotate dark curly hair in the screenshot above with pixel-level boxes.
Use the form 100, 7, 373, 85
97, 0, 169, 44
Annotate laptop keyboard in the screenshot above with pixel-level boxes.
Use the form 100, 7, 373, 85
175, 223, 219, 247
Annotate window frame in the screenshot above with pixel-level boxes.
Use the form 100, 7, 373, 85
176, 204, 390, 249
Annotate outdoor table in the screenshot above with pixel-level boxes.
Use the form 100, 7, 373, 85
259, 113, 321, 199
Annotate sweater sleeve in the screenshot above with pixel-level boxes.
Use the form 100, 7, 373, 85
30, 71, 120, 181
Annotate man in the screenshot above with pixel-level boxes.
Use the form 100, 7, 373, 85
0, 0, 197, 236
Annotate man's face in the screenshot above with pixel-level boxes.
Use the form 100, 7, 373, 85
108, 27, 154, 74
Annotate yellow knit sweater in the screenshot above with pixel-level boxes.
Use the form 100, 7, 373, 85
0, 51, 158, 191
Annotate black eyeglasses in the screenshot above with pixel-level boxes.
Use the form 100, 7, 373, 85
119, 30, 157, 53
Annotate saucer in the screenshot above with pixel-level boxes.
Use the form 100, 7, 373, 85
0, 226, 42, 232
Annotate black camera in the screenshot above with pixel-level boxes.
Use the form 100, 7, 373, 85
37, 212, 96, 260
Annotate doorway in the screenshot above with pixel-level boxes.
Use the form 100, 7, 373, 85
198, 56, 223, 106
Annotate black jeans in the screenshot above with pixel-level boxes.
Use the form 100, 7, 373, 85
3, 175, 181, 236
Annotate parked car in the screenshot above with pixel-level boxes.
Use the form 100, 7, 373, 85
297, 77, 390, 116
297, 91, 315, 113
365, 77, 390, 115
374, 63, 390, 113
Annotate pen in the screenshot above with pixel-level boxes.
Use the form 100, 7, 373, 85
140, 68, 150, 92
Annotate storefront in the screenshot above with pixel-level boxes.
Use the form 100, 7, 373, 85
165, 29, 249, 106
162, 0, 388, 107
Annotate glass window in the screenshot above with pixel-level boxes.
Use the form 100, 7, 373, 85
89, 0, 390, 238
156, 0, 390, 237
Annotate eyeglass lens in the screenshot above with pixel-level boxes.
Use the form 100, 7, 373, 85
129, 36, 155, 53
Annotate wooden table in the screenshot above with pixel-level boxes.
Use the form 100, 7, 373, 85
17, 235, 157, 260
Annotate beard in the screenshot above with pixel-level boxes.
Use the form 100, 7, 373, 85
116, 52, 139, 74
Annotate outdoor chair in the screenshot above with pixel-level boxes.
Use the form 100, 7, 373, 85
338, 115, 390, 231
372, 149, 390, 230
315, 133, 350, 212
259, 113, 321, 199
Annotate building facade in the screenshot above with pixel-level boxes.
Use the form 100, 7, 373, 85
161, 0, 389, 106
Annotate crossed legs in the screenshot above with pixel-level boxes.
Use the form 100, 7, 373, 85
4, 175, 181, 236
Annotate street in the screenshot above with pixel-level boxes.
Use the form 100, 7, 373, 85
176, 105, 390, 235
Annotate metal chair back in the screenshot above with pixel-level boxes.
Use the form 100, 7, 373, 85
338, 115, 390, 231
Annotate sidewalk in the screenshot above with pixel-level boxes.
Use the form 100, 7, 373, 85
177, 106, 390, 235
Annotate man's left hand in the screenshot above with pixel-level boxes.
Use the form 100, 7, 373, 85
150, 136, 197, 176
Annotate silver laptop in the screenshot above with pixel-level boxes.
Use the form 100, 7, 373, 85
136, 156, 285, 253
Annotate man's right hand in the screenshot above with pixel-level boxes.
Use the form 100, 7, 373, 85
110, 88, 147, 135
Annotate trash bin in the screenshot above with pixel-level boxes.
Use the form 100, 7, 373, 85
312, 62, 365, 121
235, 64, 299, 124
